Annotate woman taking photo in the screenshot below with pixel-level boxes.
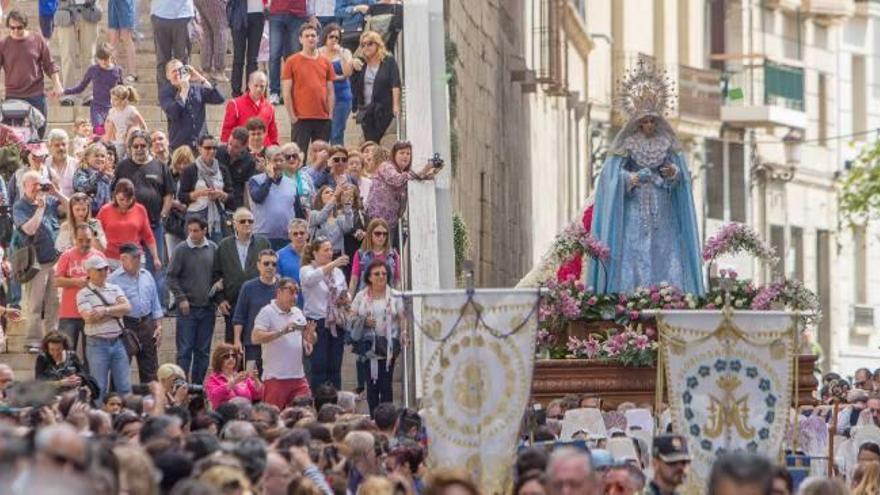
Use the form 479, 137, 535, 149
309, 186, 354, 257
351, 31, 401, 143
300, 238, 349, 390
55, 192, 107, 252
350, 259, 406, 413
204, 343, 262, 409
96, 179, 160, 270
318, 24, 354, 146
340, 183, 368, 281
34, 331, 95, 395
366, 141, 439, 246
72, 142, 113, 216
347, 150, 372, 203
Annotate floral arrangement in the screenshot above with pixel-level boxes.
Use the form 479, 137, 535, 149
703, 223, 777, 264
703, 269, 758, 310
751, 278, 822, 325
566, 327, 657, 367
552, 222, 610, 264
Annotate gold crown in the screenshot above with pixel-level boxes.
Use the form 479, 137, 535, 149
616, 59, 676, 120
716, 375, 742, 392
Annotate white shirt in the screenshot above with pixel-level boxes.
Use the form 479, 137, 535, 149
351, 288, 402, 337
50, 155, 77, 197
235, 237, 250, 269
254, 300, 308, 380
299, 264, 346, 320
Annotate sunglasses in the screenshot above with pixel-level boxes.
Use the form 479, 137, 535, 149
262, 261, 277, 267
202, 145, 217, 151
328, 34, 340, 40
284, 153, 299, 161
370, 271, 388, 278
373, 231, 388, 237
237, 218, 254, 224
361, 41, 376, 47
291, 231, 307, 237
222, 353, 237, 360
331, 156, 347, 163
130, 143, 147, 149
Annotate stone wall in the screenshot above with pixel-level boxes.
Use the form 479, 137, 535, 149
444, 0, 534, 286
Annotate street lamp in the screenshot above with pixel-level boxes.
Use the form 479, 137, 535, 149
783, 128, 803, 169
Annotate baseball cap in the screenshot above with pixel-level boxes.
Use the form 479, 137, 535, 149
84, 256, 109, 271
653, 434, 691, 463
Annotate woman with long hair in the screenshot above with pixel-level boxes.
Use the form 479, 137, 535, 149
853, 461, 880, 495
299, 237, 349, 390
308, 185, 354, 257
178, 135, 233, 244
318, 23, 354, 146
348, 218, 400, 295
55, 192, 107, 252
351, 31, 401, 143
72, 142, 113, 216
365, 141, 438, 247
340, 183, 368, 281
165, 145, 196, 249
347, 150, 372, 203
96, 179, 159, 270
349, 258, 406, 413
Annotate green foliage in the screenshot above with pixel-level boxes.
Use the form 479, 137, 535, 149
445, 36, 460, 175
452, 213, 470, 277
840, 139, 880, 223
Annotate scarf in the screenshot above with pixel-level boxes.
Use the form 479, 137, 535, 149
194, 157, 224, 236
361, 287, 395, 382
325, 271, 347, 338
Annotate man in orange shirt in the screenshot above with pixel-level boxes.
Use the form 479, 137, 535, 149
281, 23, 335, 153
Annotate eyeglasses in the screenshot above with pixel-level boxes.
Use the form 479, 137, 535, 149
8, 25, 24, 31
284, 153, 299, 161
360, 41, 376, 48
331, 157, 347, 163
370, 271, 388, 278
237, 219, 254, 224
262, 261, 277, 267
201, 145, 217, 151
373, 231, 388, 237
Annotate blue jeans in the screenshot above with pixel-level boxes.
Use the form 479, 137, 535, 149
309, 318, 344, 390
176, 306, 216, 385
268, 13, 307, 96
86, 335, 131, 401
146, 223, 168, 308
330, 99, 352, 145
59, 318, 88, 371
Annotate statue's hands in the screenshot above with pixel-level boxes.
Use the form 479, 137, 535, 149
629, 173, 640, 187
660, 164, 677, 179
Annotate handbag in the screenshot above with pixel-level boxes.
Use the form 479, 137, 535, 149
88, 287, 142, 358
164, 208, 187, 239
11, 234, 39, 283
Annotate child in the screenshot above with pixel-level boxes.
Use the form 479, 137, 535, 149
104, 85, 147, 157
63, 43, 124, 136
71, 118, 92, 160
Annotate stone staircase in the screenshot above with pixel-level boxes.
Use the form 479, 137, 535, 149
0, 0, 402, 393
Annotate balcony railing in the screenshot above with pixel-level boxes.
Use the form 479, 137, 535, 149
723, 62, 805, 111
679, 65, 722, 122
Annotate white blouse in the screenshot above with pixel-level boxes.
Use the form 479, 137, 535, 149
299, 264, 347, 320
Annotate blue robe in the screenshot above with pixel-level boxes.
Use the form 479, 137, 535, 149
588, 151, 704, 295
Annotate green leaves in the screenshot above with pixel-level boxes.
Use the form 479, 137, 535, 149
840, 139, 880, 223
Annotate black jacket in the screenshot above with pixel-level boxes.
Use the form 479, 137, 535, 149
351, 56, 401, 136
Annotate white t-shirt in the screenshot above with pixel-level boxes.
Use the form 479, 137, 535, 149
299, 264, 346, 320
106, 105, 138, 146
254, 300, 308, 380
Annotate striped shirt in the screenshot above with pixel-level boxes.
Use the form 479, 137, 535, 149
76, 282, 129, 338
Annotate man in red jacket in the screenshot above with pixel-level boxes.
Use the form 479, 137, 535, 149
220, 70, 278, 146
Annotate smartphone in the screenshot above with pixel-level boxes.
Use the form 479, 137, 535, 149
77, 387, 89, 403
245, 360, 257, 373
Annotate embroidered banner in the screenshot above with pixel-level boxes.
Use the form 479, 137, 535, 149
657, 309, 797, 495
417, 290, 539, 495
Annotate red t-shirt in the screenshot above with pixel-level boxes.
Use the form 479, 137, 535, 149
54, 248, 106, 319
281, 53, 334, 120
96, 202, 156, 260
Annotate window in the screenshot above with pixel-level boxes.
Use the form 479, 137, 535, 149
790, 226, 804, 281
705, 138, 746, 222
852, 55, 867, 138
782, 11, 802, 61
532, 0, 566, 93
854, 226, 867, 304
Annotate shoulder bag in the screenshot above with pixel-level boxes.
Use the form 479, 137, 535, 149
11, 231, 40, 283
88, 287, 142, 357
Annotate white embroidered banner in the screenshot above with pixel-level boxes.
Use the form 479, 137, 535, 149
417, 290, 539, 495
657, 310, 796, 495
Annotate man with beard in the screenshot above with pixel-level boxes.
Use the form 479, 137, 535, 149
648, 435, 691, 495
215, 127, 256, 211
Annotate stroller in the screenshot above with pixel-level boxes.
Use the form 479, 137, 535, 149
0, 99, 46, 144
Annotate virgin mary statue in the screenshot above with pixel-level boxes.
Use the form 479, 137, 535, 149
588, 62, 704, 295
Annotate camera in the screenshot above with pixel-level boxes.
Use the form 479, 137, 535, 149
178, 65, 191, 77
39, 183, 52, 192
428, 153, 444, 169
172, 378, 204, 395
